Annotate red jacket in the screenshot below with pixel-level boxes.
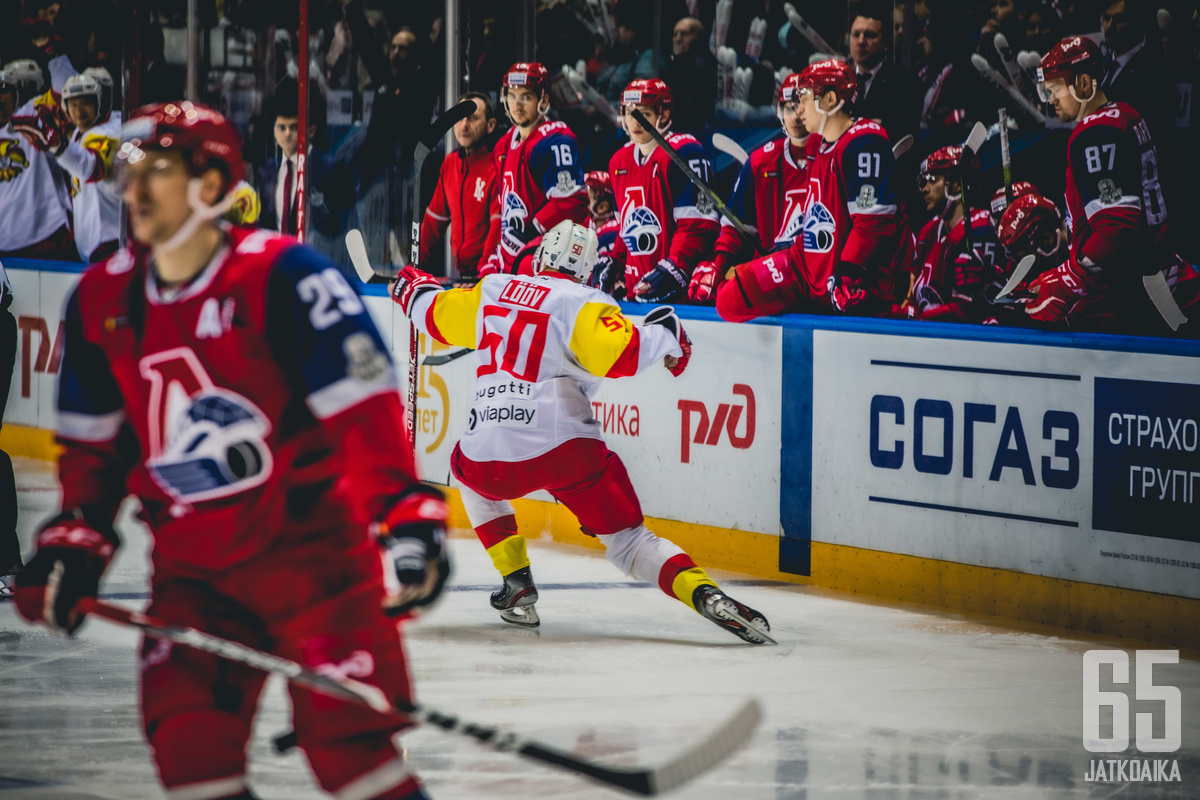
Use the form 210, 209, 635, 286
419, 146, 498, 275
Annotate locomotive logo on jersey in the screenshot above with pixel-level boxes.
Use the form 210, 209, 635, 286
802, 201, 836, 253
619, 187, 662, 256
0, 138, 30, 182
777, 189, 807, 245
141, 348, 274, 504
500, 188, 530, 254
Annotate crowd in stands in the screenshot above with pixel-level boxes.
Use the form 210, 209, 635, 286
0, 0, 1197, 337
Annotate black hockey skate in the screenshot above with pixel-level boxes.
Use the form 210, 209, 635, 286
693, 584, 776, 645
491, 566, 540, 627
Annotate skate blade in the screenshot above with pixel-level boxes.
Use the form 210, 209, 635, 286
714, 600, 777, 645
499, 604, 540, 627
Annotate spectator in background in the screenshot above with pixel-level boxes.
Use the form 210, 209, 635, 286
848, 0, 922, 146
1100, 0, 1176, 142
418, 91, 498, 282
1023, 2, 1063, 57
599, 10, 662, 104
258, 80, 350, 246
661, 17, 717, 137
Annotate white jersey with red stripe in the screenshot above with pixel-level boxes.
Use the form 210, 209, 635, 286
408, 272, 682, 462
0, 99, 72, 253
60, 112, 122, 261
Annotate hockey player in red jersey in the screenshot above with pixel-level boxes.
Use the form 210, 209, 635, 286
480, 62, 589, 276
707, 60, 912, 322
1034, 36, 1197, 334
688, 72, 809, 305
988, 180, 1037, 230
589, 79, 719, 302
13, 102, 446, 800
390, 220, 773, 645
909, 145, 1000, 321
987, 191, 1071, 326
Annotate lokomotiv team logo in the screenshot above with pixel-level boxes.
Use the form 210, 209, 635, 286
802, 201, 836, 253
620, 187, 661, 255
0, 138, 30, 182
141, 348, 274, 504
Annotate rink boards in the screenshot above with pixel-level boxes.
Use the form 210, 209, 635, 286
3, 259, 1199, 647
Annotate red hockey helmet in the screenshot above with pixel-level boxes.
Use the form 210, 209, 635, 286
1036, 36, 1103, 99
997, 192, 1062, 257
118, 101, 245, 191
795, 59, 857, 106
621, 79, 672, 114
778, 72, 804, 105
923, 145, 981, 176
990, 181, 1037, 217
585, 170, 613, 202
503, 62, 551, 96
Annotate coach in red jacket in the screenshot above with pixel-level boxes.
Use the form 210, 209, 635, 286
419, 92, 499, 281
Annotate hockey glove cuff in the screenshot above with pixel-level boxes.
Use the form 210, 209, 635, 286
14, 510, 117, 634
390, 266, 442, 317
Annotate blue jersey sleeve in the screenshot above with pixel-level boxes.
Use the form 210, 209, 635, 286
727, 155, 758, 232
841, 133, 900, 217
266, 247, 401, 422
666, 137, 718, 220
531, 130, 585, 200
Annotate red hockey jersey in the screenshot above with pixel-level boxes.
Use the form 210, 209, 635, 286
482, 120, 589, 272
800, 119, 911, 308
912, 208, 999, 321
715, 136, 808, 267
55, 227, 418, 572
608, 134, 719, 298
1063, 101, 1177, 332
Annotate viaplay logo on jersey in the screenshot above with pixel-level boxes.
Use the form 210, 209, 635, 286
621, 206, 662, 255
802, 201, 835, 253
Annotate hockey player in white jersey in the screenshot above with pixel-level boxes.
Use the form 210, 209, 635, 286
391, 220, 773, 644
51, 74, 122, 261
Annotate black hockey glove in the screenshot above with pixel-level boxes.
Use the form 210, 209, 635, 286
372, 485, 451, 617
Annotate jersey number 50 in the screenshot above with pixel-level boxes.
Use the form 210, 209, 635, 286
478, 305, 549, 382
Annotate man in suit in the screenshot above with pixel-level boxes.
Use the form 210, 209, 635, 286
846, 0, 922, 146
257, 83, 350, 242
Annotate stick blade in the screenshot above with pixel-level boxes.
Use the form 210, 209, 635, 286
345, 229, 379, 284
995, 254, 1035, 300
891, 133, 914, 159
1143, 272, 1188, 331
712, 133, 749, 165
419, 100, 477, 151
964, 121, 988, 155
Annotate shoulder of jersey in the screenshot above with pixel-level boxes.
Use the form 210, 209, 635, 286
1079, 101, 1138, 129
846, 118, 888, 141
753, 137, 785, 159
534, 119, 576, 140
666, 132, 701, 148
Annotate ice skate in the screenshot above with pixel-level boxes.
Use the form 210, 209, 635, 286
693, 585, 775, 645
0, 572, 15, 598
491, 566, 540, 627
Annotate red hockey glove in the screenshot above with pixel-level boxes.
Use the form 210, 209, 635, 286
372, 485, 450, 617
10, 105, 67, 154
827, 272, 869, 313
687, 261, 722, 303
643, 306, 692, 376
952, 247, 987, 299
478, 253, 503, 277
633, 258, 689, 303
14, 511, 117, 634
390, 266, 442, 316
1026, 260, 1089, 324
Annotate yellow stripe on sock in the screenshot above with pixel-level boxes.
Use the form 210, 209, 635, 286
486, 536, 531, 577
672, 568, 716, 611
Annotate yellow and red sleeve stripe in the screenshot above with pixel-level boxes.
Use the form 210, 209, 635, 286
569, 301, 642, 378
424, 280, 485, 347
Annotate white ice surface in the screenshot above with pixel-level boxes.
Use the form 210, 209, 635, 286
2, 457, 1198, 799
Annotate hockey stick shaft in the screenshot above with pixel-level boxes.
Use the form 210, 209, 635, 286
998, 108, 1013, 205
970, 54, 1047, 122
629, 109, 764, 255
77, 598, 758, 796
959, 122, 987, 257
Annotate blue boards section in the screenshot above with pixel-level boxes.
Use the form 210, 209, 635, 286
780, 328, 813, 575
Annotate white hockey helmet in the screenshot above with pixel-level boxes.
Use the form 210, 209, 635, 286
63, 74, 101, 104
533, 220, 598, 281
81, 67, 115, 120
1, 59, 45, 105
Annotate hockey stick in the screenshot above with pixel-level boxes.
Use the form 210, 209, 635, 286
959, 122, 987, 258
783, 3, 837, 56
346, 229, 391, 284
422, 348, 472, 366
712, 133, 749, 165
994, 254, 1035, 300
77, 598, 763, 797
970, 54, 1047, 123
629, 110, 764, 255
998, 108, 1013, 206
992, 33, 1023, 91
561, 64, 620, 127
891, 133, 914, 159
1143, 272, 1188, 331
